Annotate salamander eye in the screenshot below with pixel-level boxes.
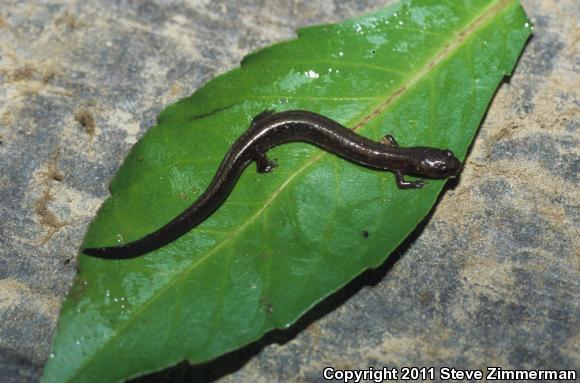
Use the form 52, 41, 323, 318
444, 150, 454, 157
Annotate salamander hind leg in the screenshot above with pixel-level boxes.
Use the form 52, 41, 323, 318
255, 152, 277, 173
395, 170, 426, 189
251, 109, 276, 127
380, 134, 399, 146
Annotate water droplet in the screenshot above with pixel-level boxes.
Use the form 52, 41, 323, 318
524, 22, 529, 28
338, 51, 344, 57
105, 290, 110, 297
385, 20, 390, 25
114, 297, 119, 302
75, 340, 80, 345
121, 297, 125, 301
116, 234, 124, 243
398, 21, 404, 26
121, 304, 125, 310
394, 12, 398, 17
484, 40, 488, 45
305, 70, 319, 79
50, 353, 55, 358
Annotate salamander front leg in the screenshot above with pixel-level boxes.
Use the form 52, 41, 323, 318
255, 152, 277, 173
380, 134, 398, 146
395, 170, 426, 189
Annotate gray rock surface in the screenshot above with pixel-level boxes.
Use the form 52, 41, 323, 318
0, 0, 578, 382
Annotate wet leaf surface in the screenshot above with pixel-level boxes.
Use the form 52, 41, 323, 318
42, 1, 531, 382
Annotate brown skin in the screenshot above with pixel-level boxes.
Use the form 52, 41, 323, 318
84, 110, 462, 259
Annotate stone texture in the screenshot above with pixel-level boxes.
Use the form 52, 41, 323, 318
0, 1, 578, 382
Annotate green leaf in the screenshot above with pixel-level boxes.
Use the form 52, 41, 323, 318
42, 1, 531, 381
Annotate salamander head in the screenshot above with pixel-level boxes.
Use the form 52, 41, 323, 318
415, 149, 462, 178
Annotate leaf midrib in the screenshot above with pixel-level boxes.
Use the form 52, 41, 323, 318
70, 0, 512, 379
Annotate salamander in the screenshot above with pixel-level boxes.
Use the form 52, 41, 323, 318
83, 110, 461, 259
